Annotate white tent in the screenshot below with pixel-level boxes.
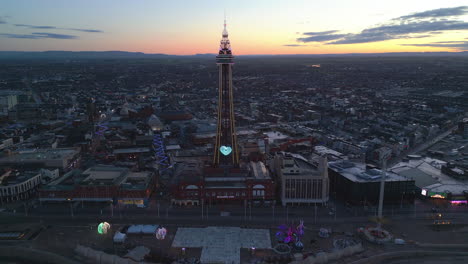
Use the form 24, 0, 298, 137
113, 231, 127, 243
141, 225, 158, 234
127, 225, 143, 234
127, 224, 159, 235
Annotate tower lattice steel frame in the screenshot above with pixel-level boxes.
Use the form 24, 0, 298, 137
213, 19, 239, 167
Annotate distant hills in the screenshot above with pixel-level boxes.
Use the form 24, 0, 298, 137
0, 50, 467, 60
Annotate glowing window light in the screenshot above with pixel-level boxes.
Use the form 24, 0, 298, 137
98, 222, 111, 235
421, 189, 427, 196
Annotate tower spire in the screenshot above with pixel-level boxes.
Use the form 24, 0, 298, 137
222, 12, 228, 38
214, 15, 237, 167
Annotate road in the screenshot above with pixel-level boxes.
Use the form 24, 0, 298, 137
6, 197, 468, 227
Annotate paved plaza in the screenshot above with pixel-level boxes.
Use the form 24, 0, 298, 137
172, 226, 271, 264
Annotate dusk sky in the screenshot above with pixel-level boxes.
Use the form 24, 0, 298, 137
1, 0, 467, 55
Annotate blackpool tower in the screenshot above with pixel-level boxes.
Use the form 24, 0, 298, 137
213, 19, 239, 167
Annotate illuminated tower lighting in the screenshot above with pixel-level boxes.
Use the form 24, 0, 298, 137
213, 17, 239, 167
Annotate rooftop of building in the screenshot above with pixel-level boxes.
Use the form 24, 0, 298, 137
390, 156, 468, 188
0, 148, 80, 163
171, 160, 204, 185
81, 166, 128, 186
329, 160, 410, 183
423, 182, 468, 195
113, 147, 150, 154
314, 145, 346, 160
278, 152, 321, 176
249, 161, 270, 180
42, 165, 152, 190
0, 169, 40, 186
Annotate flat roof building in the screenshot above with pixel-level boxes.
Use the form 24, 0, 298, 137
0, 147, 80, 170
329, 160, 415, 205
39, 165, 155, 206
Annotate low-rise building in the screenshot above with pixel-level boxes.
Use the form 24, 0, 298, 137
0, 169, 50, 203
329, 160, 415, 205
38, 165, 155, 206
0, 147, 81, 171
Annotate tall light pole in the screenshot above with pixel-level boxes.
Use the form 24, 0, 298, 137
272, 204, 275, 223
110, 200, 113, 217
377, 156, 388, 229
68, 198, 74, 218
244, 200, 247, 222
314, 203, 317, 224
157, 201, 160, 217
400, 192, 405, 209
249, 200, 252, 221
201, 198, 204, 220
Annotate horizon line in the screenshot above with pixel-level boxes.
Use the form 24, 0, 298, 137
0, 50, 467, 56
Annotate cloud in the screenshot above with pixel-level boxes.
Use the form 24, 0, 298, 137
32, 32, 77, 39
283, 44, 306, 47
14, 24, 56, 29
400, 41, 468, 50
0, 33, 42, 39
302, 30, 339, 36
68, 28, 103, 33
13, 23, 103, 33
0, 17, 6, 24
328, 20, 468, 44
296, 6, 468, 45
298, 34, 348, 42
0, 32, 78, 39
397, 6, 468, 20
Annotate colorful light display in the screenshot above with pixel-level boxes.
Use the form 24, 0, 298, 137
219, 145, 232, 156
275, 220, 305, 250
153, 134, 171, 171
97, 222, 111, 235
450, 200, 467, 205
156, 226, 167, 240
95, 122, 108, 136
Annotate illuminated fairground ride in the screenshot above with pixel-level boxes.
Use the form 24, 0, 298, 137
213, 19, 239, 168
275, 220, 305, 251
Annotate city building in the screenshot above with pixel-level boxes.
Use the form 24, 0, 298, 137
0, 169, 40, 203
459, 118, 468, 139
270, 152, 329, 206
0, 90, 19, 115
38, 165, 155, 206
391, 157, 468, 204
0, 147, 81, 171
170, 160, 275, 206
329, 160, 416, 205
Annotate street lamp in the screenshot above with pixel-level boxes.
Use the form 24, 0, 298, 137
67, 198, 74, 217
400, 192, 405, 209
109, 200, 113, 217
